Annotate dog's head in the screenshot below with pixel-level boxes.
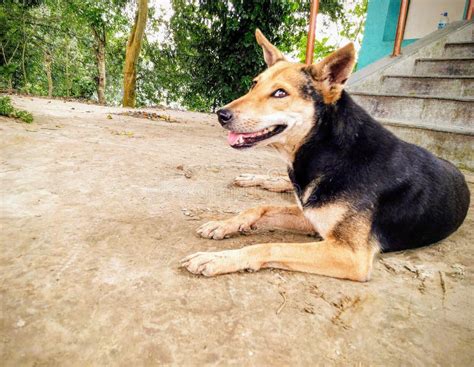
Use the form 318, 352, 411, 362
217, 29, 356, 159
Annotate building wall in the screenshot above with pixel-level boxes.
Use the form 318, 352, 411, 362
358, 0, 469, 70
405, 0, 466, 39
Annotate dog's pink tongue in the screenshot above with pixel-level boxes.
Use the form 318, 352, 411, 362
227, 131, 241, 145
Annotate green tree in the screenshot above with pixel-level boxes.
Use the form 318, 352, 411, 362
154, 0, 343, 111
122, 0, 148, 107
0, 0, 98, 99
0, 1, 37, 93
66, 0, 128, 104
295, 0, 369, 66
1, 0, 364, 111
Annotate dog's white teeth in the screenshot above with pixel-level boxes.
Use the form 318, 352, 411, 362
233, 126, 278, 146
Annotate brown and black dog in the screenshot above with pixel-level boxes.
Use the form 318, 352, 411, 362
180, 29, 470, 281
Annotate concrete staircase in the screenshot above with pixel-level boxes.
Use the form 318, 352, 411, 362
348, 21, 474, 171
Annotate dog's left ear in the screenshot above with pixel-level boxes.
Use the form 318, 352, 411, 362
255, 28, 286, 67
306, 43, 356, 104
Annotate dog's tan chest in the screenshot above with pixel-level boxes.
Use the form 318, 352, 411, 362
303, 203, 349, 239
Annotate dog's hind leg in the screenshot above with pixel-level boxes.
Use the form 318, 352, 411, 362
181, 240, 379, 282
233, 174, 293, 193
197, 205, 315, 240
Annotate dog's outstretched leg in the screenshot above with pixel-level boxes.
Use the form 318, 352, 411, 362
180, 240, 378, 282
197, 206, 315, 240
233, 174, 293, 193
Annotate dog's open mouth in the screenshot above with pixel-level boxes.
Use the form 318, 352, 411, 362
227, 125, 286, 149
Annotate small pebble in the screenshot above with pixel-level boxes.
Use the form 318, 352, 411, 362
15, 319, 26, 328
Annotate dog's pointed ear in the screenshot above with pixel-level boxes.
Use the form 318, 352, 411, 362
255, 28, 285, 67
306, 43, 356, 104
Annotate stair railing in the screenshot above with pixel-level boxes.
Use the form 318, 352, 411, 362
392, 0, 409, 57
305, 0, 320, 65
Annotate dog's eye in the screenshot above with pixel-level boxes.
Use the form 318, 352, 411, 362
250, 80, 257, 89
272, 89, 288, 98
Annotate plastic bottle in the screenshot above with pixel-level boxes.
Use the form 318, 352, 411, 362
438, 12, 449, 30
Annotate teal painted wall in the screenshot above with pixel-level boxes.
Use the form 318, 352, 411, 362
358, 0, 416, 70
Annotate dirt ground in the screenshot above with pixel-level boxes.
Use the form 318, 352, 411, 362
1, 95, 473, 366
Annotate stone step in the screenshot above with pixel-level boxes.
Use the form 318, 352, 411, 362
444, 41, 474, 57
351, 92, 473, 129
377, 118, 474, 171
381, 74, 474, 97
414, 57, 474, 76
445, 21, 474, 43
377, 117, 474, 136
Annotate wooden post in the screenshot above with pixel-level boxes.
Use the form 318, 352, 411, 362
305, 0, 319, 65
467, 0, 473, 20
392, 0, 409, 57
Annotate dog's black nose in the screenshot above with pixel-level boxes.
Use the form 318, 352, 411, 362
217, 109, 233, 126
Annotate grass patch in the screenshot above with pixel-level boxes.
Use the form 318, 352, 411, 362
0, 96, 34, 123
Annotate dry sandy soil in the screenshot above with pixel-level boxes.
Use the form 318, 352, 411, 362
1, 95, 473, 366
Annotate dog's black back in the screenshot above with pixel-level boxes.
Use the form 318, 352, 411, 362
289, 90, 470, 252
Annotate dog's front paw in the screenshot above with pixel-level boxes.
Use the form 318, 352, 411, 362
180, 250, 257, 276
197, 219, 252, 240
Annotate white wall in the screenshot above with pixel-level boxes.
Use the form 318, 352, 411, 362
405, 0, 466, 39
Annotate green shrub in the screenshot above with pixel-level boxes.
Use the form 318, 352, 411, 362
0, 96, 34, 123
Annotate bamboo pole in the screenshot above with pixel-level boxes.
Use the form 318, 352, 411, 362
467, 0, 473, 20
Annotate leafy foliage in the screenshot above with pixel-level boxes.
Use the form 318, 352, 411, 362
0, 0, 367, 111
153, 0, 344, 111
0, 96, 33, 123
0, 0, 128, 102
296, 36, 337, 63
1, 0, 93, 98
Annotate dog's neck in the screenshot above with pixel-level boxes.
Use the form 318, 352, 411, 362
269, 141, 301, 166
288, 91, 378, 191
269, 91, 355, 166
